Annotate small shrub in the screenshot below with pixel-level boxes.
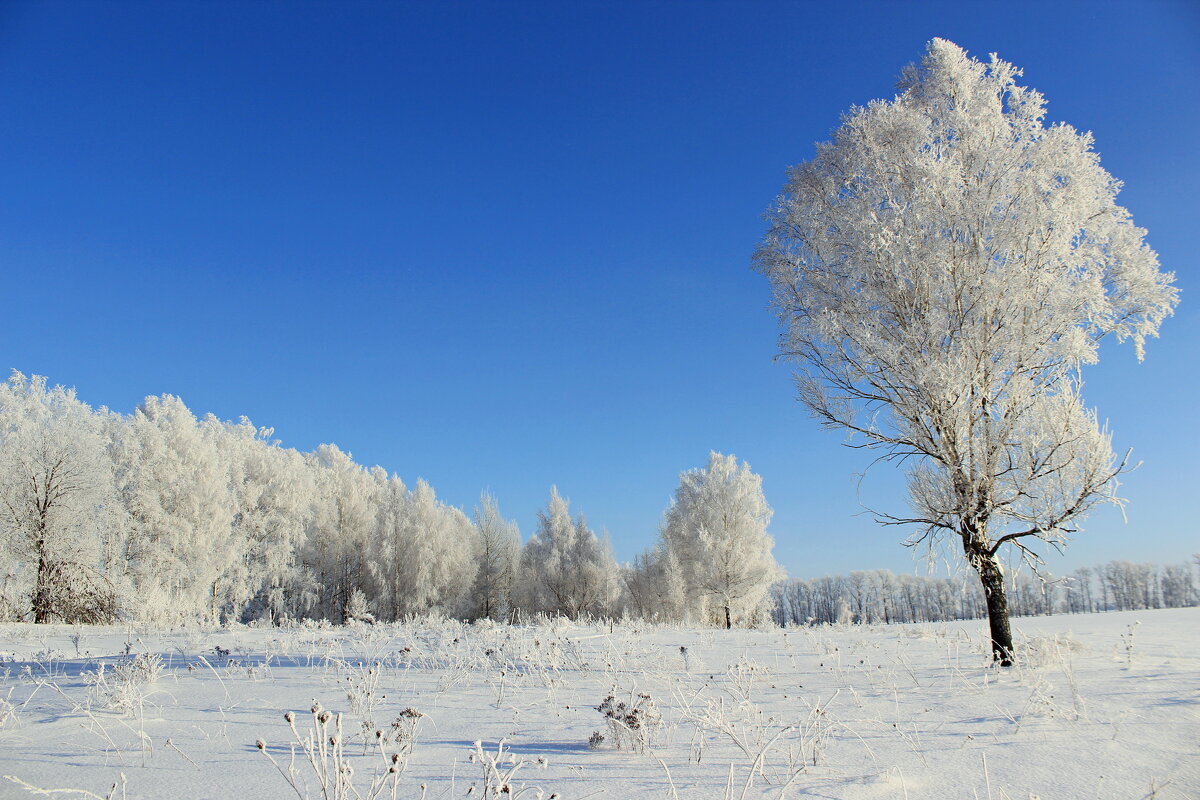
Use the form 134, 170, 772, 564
595, 691, 661, 753
345, 590, 376, 625
86, 652, 164, 714
33, 561, 119, 624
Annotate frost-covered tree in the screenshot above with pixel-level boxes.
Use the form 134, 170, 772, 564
113, 394, 237, 623
364, 471, 477, 619
467, 492, 520, 621
0, 372, 119, 623
365, 467, 410, 620
662, 452, 782, 628
304, 444, 376, 623
623, 543, 687, 622
754, 40, 1178, 662
517, 487, 618, 619
214, 418, 315, 622
394, 478, 477, 617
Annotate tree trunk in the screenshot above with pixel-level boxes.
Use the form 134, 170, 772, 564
724, 604, 732, 629
32, 517, 53, 624
975, 551, 1014, 666
33, 551, 52, 624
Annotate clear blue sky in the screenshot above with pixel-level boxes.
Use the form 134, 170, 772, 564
2, 1, 1196, 579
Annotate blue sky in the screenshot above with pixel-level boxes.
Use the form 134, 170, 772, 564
2, 1, 1196, 579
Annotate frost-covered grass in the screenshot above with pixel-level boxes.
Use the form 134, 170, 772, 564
0, 608, 1195, 799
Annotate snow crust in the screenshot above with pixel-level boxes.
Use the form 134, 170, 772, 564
0, 609, 1195, 799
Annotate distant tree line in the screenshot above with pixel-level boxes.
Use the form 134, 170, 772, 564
5, 370, 1187, 630
772, 557, 1200, 627
0, 372, 782, 627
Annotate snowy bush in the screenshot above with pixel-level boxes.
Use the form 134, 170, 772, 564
344, 590, 376, 625
86, 652, 163, 714
595, 690, 662, 753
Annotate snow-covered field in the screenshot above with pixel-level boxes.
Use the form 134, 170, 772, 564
0, 608, 1195, 799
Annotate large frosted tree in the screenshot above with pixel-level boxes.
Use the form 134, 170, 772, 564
754, 40, 1177, 663
0, 372, 119, 623
662, 452, 782, 628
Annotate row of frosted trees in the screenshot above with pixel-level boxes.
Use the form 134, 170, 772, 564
0, 372, 783, 626
773, 571, 984, 626
773, 559, 1199, 626
0, 372, 485, 625
512, 453, 784, 628
1059, 560, 1199, 614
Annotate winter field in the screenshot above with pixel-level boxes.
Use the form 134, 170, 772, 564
0, 608, 1195, 800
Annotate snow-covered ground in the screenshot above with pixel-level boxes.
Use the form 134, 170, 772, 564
0, 608, 1195, 799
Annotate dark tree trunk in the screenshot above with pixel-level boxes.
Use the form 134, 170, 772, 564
33, 551, 52, 624
976, 551, 1014, 666
32, 521, 53, 624
724, 605, 732, 629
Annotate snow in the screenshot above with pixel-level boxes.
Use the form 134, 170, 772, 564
0, 609, 1196, 799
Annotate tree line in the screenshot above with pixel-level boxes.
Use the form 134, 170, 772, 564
0, 372, 781, 627
3, 370, 1190, 631
772, 558, 1200, 626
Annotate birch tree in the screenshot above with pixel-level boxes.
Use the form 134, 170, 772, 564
517, 487, 618, 619
215, 417, 315, 622
305, 444, 375, 622
467, 492, 520, 621
114, 394, 236, 623
0, 372, 119, 623
662, 452, 782, 628
394, 478, 477, 617
623, 543, 687, 622
754, 39, 1178, 662
365, 467, 410, 621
